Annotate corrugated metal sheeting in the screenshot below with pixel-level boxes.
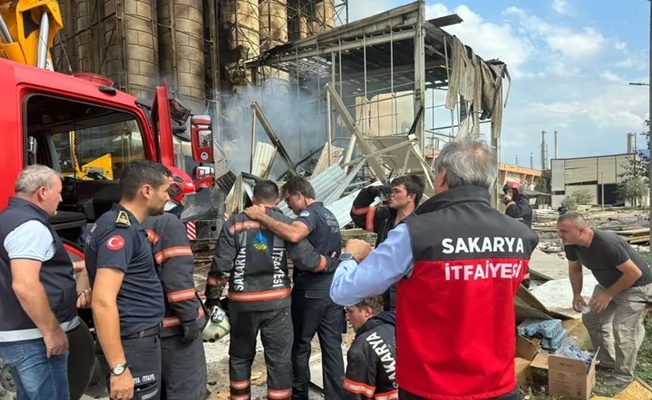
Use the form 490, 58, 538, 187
251, 142, 277, 178
325, 181, 382, 228
277, 161, 365, 220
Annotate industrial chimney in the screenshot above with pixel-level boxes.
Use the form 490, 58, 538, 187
554, 130, 559, 159
515, 154, 519, 166
530, 153, 534, 169
541, 130, 548, 170
627, 132, 636, 153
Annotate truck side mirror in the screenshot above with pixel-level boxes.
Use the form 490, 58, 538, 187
190, 115, 213, 163
193, 166, 214, 180
192, 166, 215, 190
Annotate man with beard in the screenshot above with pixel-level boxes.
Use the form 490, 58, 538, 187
350, 175, 424, 311
86, 160, 171, 400
244, 176, 344, 400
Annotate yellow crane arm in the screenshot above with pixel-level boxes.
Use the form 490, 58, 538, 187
0, 0, 63, 68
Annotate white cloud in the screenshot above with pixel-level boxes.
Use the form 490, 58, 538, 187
341, 1, 647, 163
599, 70, 621, 82
546, 28, 604, 59
425, 4, 532, 74
503, 8, 604, 61
615, 41, 628, 51
552, 0, 571, 15
346, 0, 394, 22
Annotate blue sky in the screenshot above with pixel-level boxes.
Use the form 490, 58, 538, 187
346, 0, 650, 166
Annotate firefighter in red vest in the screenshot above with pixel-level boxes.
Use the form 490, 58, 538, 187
331, 138, 539, 400
142, 166, 208, 400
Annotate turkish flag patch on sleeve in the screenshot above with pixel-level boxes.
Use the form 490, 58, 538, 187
106, 235, 125, 251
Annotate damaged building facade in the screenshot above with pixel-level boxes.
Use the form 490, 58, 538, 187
51, 0, 510, 226
222, 1, 510, 221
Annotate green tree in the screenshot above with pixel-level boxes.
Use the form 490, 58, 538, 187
566, 188, 593, 205
620, 120, 650, 184
617, 177, 648, 207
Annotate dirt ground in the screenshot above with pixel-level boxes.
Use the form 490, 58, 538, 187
204, 330, 355, 400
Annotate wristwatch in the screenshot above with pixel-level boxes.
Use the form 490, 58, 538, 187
339, 253, 359, 264
110, 363, 129, 376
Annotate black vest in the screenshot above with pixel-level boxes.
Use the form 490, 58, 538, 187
0, 198, 78, 341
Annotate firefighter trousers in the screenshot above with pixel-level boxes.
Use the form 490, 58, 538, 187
119, 333, 162, 400
291, 289, 345, 400
229, 307, 293, 400
160, 333, 207, 400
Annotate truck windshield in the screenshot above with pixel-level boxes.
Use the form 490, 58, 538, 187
53, 120, 145, 180
24, 94, 146, 180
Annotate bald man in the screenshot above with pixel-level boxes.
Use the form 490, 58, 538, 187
557, 212, 652, 386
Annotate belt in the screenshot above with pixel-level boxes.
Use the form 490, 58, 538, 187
121, 325, 161, 339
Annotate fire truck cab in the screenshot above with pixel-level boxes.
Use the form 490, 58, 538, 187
0, 56, 217, 398
0, 57, 215, 240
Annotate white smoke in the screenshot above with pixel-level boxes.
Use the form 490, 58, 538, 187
220, 77, 327, 179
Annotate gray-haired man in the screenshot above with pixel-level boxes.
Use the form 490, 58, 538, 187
557, 212, 652, 386
0, 165, 79, 400
331, 139, 538, 400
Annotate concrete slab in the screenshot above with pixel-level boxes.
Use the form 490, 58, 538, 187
529, 249, 593, 281
531, 275, 599, 319
529, 249, 569, 280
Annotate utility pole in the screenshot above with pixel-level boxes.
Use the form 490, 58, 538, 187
601, 172, 605, 212
649, 0, 651, 257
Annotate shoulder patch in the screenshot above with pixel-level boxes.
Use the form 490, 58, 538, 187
299, 211, 310, 217
106, 235, 125, 251
115, 211, 131, 227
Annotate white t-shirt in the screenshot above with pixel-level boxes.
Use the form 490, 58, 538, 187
4, 220, 56, 262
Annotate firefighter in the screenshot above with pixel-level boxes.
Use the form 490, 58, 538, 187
141, 166, 208, 400
206, 180, 338, 400
349, 175, 424, 311
343, 295, 397, 400
86, 160, 171, 400
503, 181, 532, 228
331, 139, 539, 400
244, 176, 344, 400
503, 181, 533, 288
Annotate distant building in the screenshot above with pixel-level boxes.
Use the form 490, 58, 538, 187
550, 153, 639, 208
498, 163, 543, 191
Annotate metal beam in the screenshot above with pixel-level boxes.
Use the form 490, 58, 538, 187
413, 1, 427, 155
325, 83, 388, 184
409, 144, 436, 191
250, 102, 299, 177
247, 29, 415, 68
340, 139, 418, 168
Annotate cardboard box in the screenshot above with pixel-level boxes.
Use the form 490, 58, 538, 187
514, 336, 541, 386
530, 348, 599, 400
515, 357, 533, 386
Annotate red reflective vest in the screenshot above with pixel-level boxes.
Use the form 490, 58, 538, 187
397, 186, 539, 399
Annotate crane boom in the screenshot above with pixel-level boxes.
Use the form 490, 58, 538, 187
0, 0, 63, 69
